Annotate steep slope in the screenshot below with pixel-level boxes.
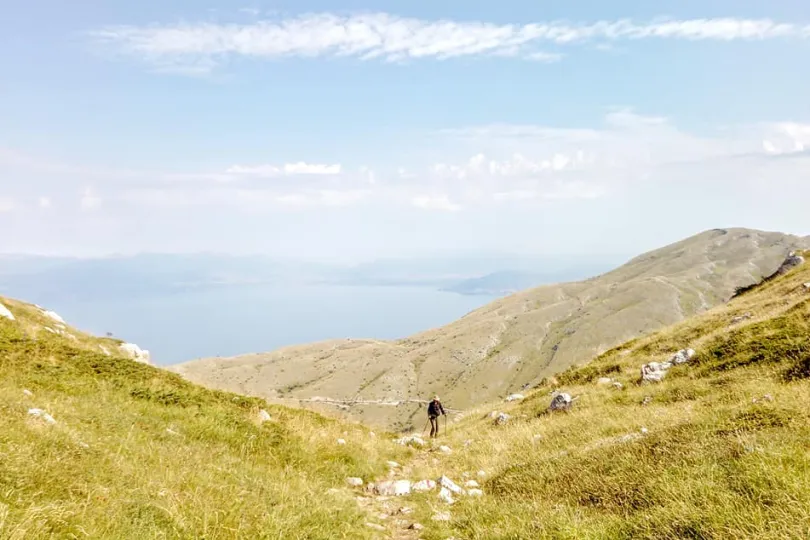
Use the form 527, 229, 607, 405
171, 228, 809, 431
345, 249, 810, 539
0, 297, 411, 539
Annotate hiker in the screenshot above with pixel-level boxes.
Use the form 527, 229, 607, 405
427, 395, 446, 438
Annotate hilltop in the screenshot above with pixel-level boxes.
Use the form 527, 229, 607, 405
170, 228, 809, 431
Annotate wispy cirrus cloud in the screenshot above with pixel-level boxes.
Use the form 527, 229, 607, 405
89, 13, 810, 73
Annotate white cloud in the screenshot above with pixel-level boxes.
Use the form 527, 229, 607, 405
0, 197, 15, 212
761, 122, 810, 155
80, 187, 102, 210
411, 195, 462, 212
226, 162, 342, 176
38, 197, 52, 209
90, 13, 810, 72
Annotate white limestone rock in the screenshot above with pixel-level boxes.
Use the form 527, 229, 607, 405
337, 438, 346, 445
464, 480, 480, 488
374, 480, 411, 497
412, 479, 437, 492
596, 377, 613, 386
258, 409, 272, 423
28, 408, 56, 424
466, 488, 484, 497
493, 412, 511, 425
42, 310, 66, 324
119, 343, 151, 364
549, 393, 573, 412
670, 348, 696, 365
23, 389, 34, 397
346, 477, 364, 487
438, 487, 455, 504
505, 393, 524, 402
438, 445, 452, 454
641, 362, 670, 383
0, 302, 15, 321
386, 461, 400, 468
612, 382, 624, 390
438, 475, 464, 495
395, 435, 426, 447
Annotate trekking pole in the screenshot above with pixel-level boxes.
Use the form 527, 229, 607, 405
421, 418, 430, 436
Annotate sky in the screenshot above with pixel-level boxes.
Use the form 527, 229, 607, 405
1, 1, 809, 261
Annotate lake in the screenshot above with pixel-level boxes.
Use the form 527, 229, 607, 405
33, 284, 499, 366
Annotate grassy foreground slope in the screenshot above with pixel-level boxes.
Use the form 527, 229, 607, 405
392, 251, 810, 539
173, 228, 809, 431
0, 299, 410, 539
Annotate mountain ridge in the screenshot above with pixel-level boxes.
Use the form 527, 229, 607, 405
170, 227, 810, 431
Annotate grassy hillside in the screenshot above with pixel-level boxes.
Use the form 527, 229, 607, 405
378, 250, 810, 539
0, 298, 411, 539
172, 228, 809, 430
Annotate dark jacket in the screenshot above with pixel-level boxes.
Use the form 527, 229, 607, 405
428, 399, 445, 417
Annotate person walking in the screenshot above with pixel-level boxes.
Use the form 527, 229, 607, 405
427, 395, 446, 438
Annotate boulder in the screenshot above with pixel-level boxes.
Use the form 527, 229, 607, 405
670, 348, 696, 365
775, 252, 805, 276
505, 393, 525, 402
374, 480, 412, 496
641, 362, 670, 383
412, 479, 437, 492
346, 477, 364, 487
549, 393, 573, 412
119, 343, 151, 364
438, 475, 464, 495
0, 302, 15, 321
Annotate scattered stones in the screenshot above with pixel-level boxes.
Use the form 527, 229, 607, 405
0, 302, 15, 321
374, 480, 412, 497
395, 435, 426, 447
438, 445, 452, 454
412, 479, 437, 492
365, 522, 385, 532
432, 511, 451, 521
22, 389, 33, 397
596, 377, 613, 386
505, 393, 525, 402
464, 480, 480, 488
258, 409, 272, 423
438, 488, 455, 504
346, 477, 364, 487
493, 412, 511, 425
549, 393, 574, 412
337, 438, 346, 445
28, 408, 56, 424
467, 489, 484, 497
119, 342, 151, 364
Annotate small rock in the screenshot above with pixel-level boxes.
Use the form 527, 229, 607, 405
365, 522, 385, 532
412, 479, 437, 492
28, 408, 56, 424
369, 431, 376, 438
438, 475, 464, 495
119, 342, 151, 364
467, 488, 483, 497
432, 511, 452, 521
532, 434, 543, 443
438, 445, 452, 454
494, 412, 511, 425
397, 507, 414, 515
596, 377, 613, 385
386, 461, 400, 468
549, 393, 573, 412
464, 480, 480, 488
477, 470, 486, 478
258, 409, 272, 423
23, 389, 33, 397
438, 488, 455, 504
505, 393, 524, 402
731, 312, 753, 324
408, 522, 424, 531
0, 302, 15, 321
641, 362, 669, 383
612, 382, 624, 390
374, 480, 412, 496
337, 438, 346, 445
346, 477, 364, 487
395, 435, 426, 447
670, 348, 696, 365
166, 428, 180, 436
463, 439, 473, 447
42, 309, 66, 324
642, 396, 653, 406
78, 441, 90, 449
803, 282, 810, 291
640, 427, 649, 434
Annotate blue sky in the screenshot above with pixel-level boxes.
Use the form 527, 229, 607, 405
1, 1, 809, 260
